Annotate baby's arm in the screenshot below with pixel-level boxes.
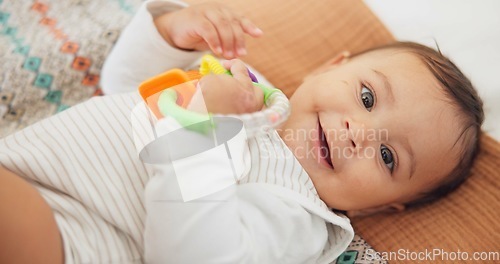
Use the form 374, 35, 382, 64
100, 0, 262, 95
101, 0, 201, 94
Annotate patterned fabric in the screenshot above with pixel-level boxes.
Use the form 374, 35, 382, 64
0, 1, 386, 263
0, 0, 141, 136
336, 234, 386, 264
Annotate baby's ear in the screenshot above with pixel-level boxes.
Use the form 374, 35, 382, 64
326, 51, 351, 66
304, 51, 350, 80
346, 203, 405, 218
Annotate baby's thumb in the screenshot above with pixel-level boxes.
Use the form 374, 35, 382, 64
225, 60, 253, 92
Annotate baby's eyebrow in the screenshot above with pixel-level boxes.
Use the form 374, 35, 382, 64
372, 69, 395, 104
401, 136, 416, 180
371, 69, 416, 180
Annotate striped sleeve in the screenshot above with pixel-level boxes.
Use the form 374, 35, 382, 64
0, 92, 149, 264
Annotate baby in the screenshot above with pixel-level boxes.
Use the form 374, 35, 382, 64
0, 0, 484, 263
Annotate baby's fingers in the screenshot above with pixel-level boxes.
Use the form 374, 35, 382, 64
203, 6, 262, 59
205, 9, 236, 59
227, 15, 263, 57
221, 8, 247, 57
196, 19, 223, 55
224, 59, 264, 112
240, 17, 263, 38
223, 60, 253, 90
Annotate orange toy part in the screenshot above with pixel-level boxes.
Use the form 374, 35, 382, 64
185, 70, 203, 80
138, 69, 200, 119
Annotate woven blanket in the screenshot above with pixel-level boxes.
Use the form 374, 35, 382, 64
0, 0, 141, 136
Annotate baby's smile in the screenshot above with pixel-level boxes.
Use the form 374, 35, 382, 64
317, 117, 334, 169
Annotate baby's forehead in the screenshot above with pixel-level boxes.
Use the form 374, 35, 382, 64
355, 47, 425, 66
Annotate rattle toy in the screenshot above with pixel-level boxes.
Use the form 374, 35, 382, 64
138, 54, 290, 137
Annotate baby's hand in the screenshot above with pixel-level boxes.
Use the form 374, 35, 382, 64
188, 60, 264, 115
154, 2, 263, 59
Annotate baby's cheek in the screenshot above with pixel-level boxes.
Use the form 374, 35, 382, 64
345, 163, 387, 190
349, 172, 377, 192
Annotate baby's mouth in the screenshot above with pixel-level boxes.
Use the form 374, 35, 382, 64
318, 120, 334, 169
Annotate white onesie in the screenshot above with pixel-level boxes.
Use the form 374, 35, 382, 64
0, 1, 354, 263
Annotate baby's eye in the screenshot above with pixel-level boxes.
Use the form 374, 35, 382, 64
361, 86, 374, 111
380, 145, 394, 172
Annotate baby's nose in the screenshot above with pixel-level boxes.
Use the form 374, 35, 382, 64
344, 119, 367, 150
345, 121, 357, 148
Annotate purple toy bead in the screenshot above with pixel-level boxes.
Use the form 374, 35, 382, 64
247, 69, 259, 83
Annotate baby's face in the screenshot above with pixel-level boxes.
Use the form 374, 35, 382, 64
278, 49, 463, 211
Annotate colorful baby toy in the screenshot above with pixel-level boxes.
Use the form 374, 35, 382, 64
138, 54, 290, 137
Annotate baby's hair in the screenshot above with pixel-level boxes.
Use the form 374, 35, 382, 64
354, 41, 484, 208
